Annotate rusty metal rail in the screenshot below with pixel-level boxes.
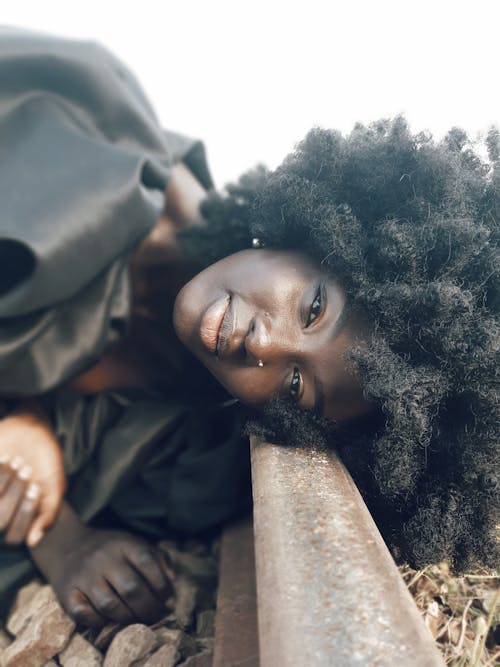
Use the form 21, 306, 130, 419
250, 438, 445, 667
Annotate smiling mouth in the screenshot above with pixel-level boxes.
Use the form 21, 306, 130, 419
216, 297, 234, 357
199, 294, 231, 355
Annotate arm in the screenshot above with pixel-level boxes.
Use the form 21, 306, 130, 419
130, 162, 207, 275
128, 161, 209, 324
164, 161, 207, 230
1, 402, 174, 627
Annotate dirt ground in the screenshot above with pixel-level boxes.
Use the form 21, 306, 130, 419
399, 562, 499, 666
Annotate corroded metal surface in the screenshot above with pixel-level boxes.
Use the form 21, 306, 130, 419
251, 439, 445, 667
213, 515, 259, 667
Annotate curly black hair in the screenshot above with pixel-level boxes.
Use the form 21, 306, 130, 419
180, 117, 499, 571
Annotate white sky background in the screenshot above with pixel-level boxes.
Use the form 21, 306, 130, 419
3, 0, 499, 187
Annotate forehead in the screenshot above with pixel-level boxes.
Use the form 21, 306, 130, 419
213, 248, 327, 281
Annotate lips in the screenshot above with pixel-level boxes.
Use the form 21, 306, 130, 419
216, 297, 235, 357
199, 294, 231, 355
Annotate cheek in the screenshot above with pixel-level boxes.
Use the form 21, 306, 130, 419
173, 280, 200, 345
209, 364, 278, 407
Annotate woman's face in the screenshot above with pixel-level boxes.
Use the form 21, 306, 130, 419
174, 249, 373, 422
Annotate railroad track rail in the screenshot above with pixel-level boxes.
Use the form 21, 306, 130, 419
214, 437, 445, 667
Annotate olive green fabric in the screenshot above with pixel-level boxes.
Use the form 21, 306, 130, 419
0, 29, 251, 615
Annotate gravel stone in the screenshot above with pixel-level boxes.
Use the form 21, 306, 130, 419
0, 629, 11, 650
139, 643, 180, 667
173, 577, 198, 630
59, 633, 103, 666
180, 650, 213, 667
103, 624, 158, 667
1, 536, 219, 667
155, 628, 197, 659
92, 624, 120, 652
195, 611, 215, 638
160, 543, 217, 584
6, 581, 45, 636
1, 587, 75, 667
196, 637, 214, 653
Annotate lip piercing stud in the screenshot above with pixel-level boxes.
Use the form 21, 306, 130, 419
258, 360, 264, 368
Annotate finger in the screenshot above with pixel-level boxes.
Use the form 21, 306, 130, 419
5, 483, 40, 545
88, 576, 138, 626
0, 455, 26, 495
126, 547, 174, 601
0, 460, 14, 494
0, 476, 25, 531
9, 456, 25, 474
65, 587, 108, 629
26, 486, 63, 547
107, 563, 165, 625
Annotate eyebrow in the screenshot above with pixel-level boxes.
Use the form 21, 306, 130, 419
313, 300, 350, 416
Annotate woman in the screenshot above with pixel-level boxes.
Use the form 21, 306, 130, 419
0, 28, 498, 627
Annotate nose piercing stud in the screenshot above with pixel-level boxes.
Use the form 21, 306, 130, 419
258, 360, 264, 368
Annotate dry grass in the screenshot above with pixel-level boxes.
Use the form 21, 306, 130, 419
400, 562, 499, 666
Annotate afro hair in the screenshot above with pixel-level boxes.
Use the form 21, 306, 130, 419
180, 117, 499, 571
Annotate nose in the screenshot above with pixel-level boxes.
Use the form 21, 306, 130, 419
245, 311, 294, 365
244, 312, 271, 364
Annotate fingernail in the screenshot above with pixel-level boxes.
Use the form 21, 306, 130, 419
26, 483, 40, 501
18, 465, 32, 481
0, 454, 10, 465
10, 456, 24, 471
28, 530, 43, 548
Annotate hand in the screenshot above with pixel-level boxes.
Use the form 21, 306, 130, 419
31, 504, 174, 628
0, 454, 41, 544
0, 405, 66, 547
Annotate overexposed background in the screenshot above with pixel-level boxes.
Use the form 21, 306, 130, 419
3, 0, 499, 186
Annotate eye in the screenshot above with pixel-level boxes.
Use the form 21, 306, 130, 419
306, 284, 325, 326
289, 367, 302, 401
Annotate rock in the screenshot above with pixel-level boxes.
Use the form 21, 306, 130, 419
103, 624, 158, 667
6, 581, 44, 636
181, 651, 213, 667
0, 587, 75, 667
196, 637, 214, 653
183, 540, 212, 557
0, 629, 11, 650
59, 633, 103, 666
92, 624, 120, 652
173, 577, 198, 630
156, 613, 179, 629
195, 611, 215, 638
43, 662, 58, 666
139, 644, 180, 667
155, 628, 197, 659
158, 542, 217, 586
